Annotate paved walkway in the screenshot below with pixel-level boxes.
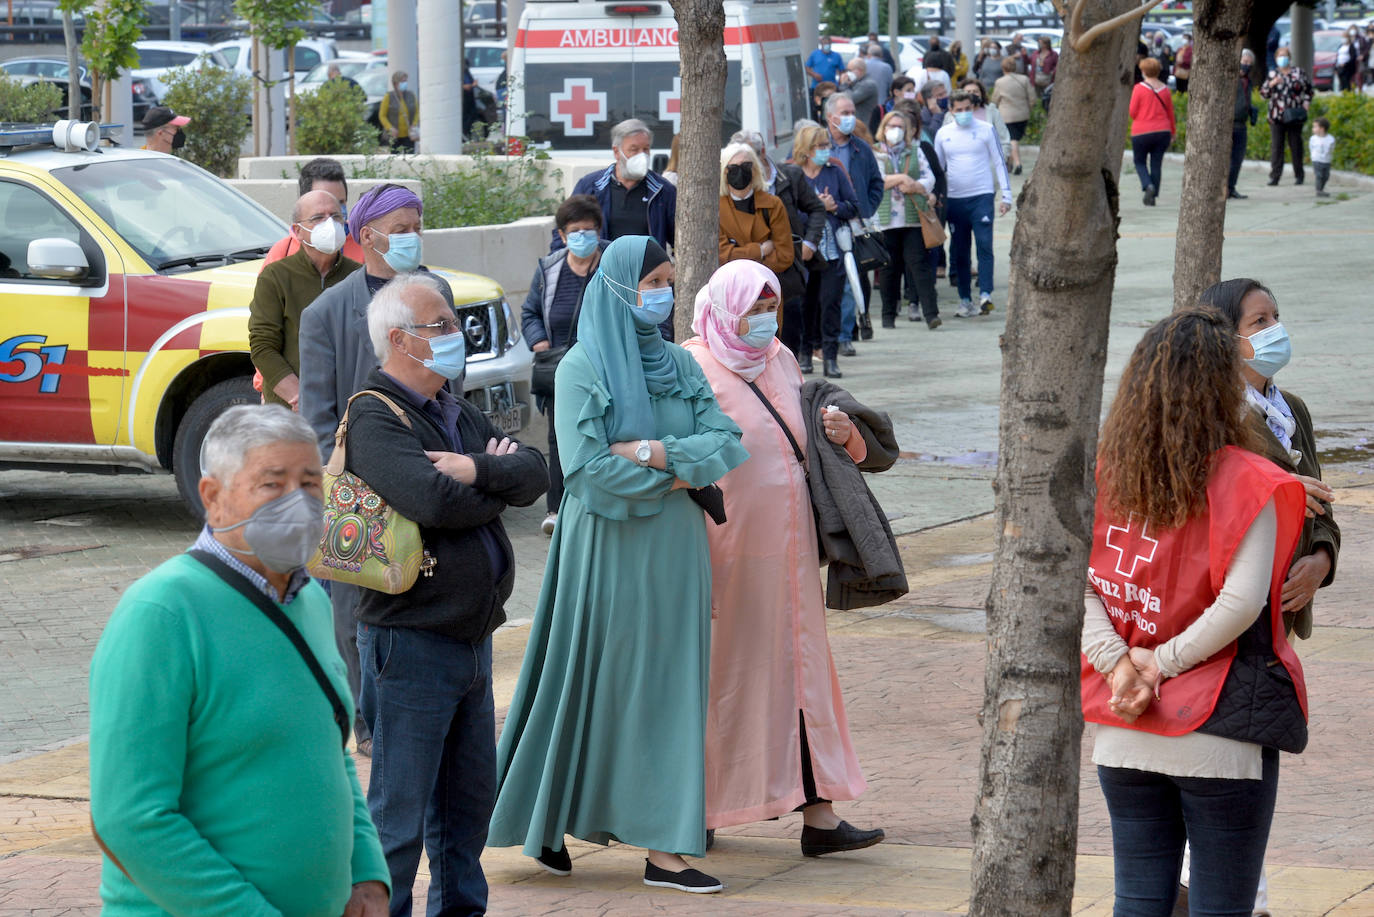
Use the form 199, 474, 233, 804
1, 152, 1371, 914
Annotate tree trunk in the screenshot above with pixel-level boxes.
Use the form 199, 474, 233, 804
1172, 0, 1253, 311
668, 0, 726, 341
62, 8, 79, 119
968, 3, 1140, 914
288, 42, 297, 156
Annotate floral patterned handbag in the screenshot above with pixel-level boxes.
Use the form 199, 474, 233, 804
307, 390, 435, 594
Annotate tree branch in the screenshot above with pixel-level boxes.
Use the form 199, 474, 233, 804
1068, 0, 1171, 52
1049, 0, 1071, 20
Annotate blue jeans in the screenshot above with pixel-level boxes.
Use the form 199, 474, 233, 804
1096, 746, 1279, 917
839, 283, 856, 343
359, 624, 496, 917
946, 193, 995, 301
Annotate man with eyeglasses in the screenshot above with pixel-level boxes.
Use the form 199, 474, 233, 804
249, 189, 360, 409
348, 273, 547, 914
298, 183, 455, 759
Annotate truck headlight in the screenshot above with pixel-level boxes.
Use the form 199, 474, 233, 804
503, 297, 520, 347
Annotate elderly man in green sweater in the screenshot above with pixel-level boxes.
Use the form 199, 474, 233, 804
89, 405, 389, 916
250, 189, 360, 408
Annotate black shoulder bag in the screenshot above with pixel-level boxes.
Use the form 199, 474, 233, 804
746, 380, 808, 477
188, 549, 350, 750
531, 267, 590, 399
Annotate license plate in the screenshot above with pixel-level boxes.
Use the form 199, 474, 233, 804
478, 383, 524, 434
491, 405, 524, 434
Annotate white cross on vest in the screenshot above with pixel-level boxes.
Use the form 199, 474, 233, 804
1104, 514, 1158, 578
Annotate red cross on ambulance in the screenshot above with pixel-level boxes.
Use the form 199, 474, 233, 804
550, 78, 607, 137
658, 77, 682, 133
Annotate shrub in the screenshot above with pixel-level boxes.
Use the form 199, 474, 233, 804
295, 78, 377, 156
0, 74, 65, 122
161, 65, 252, 177
352, 148, 563, 229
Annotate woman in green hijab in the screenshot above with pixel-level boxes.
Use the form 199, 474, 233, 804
489, 236, 749, 893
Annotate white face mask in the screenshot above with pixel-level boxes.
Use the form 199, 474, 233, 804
300, 217, 344, 255
884, 126, 906, 146
621, 151, 650, 181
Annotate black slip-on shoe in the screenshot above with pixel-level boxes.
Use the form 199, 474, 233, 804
643, 859, 723, 893
838, 341, 857, 357
800, 821, 886, 857
1228, 189, 1248, 199
798, 353, 814, 374
535, 845, 571, 876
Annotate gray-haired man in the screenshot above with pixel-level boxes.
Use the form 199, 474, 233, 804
89, 405, 389, 916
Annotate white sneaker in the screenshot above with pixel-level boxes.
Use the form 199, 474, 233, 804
541, 512, 557, 535
979, 294, 994, 314
955, 301, 978, 318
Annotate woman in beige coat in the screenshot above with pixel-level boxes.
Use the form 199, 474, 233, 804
991, 56, 1038, 174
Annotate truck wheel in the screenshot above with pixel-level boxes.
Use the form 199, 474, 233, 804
172, 375, 258, 521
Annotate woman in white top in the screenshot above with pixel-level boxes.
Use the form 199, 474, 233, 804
1082, 308, 1309, 916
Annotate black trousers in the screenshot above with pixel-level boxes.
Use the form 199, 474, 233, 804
542, 396, 564, 513
1269, 120, 1305, 182
1228, 123, 1248, 192
801, 260, 845, 361
880, 227, 938, 323
779, 295, 805, 358
1131, 130, 1171, 192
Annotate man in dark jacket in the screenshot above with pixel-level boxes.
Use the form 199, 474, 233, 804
298, 183, 454, 753
1229, 49, 1258, 200
347, 273, 547, 916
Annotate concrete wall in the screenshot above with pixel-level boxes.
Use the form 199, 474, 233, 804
228, 176, 554, 303
235, 153, 608, 202
229, 178, 422, 221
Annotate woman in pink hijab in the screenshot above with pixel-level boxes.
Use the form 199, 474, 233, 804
683, 260, 885, 857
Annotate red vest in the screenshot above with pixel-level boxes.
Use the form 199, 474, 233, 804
1081, 446, 1308, 736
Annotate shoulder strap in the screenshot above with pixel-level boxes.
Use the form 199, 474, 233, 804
187, 550, 349, 750
326, 389, 414, 475
746, 380, 807, 471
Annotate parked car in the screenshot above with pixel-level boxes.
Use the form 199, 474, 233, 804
0, 121, 532, 519
846, 35, 924, 72
1311, 29, 1345, 89
212, 37, 340, 81
296, 58, 389, 134
466, 39, 506, 95
1, 57, 157, 122
130, 40, 233, 103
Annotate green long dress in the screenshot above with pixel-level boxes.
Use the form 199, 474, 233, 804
488, 343, 748, 858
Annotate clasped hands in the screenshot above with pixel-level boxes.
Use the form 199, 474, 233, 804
1105, 647, 1163, 724
425, 438, 519, 484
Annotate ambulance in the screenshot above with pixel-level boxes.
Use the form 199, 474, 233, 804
508, 0, 811, 153
0, 122, 529, 518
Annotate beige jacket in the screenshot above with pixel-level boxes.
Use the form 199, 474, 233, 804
992, 72, 1038, 124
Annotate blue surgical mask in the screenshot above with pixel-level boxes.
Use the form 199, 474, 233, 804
812, 147, 831, 166
1276, 56, 1289, 68
1240, 323, 1291, 378
635, 286, 674, 325
954, 111, 974, 127
398, 80, 409, 92
837, 114, 856, 134
405, 329, 467, 379
377, 231, 422, 272
740, 311, 778, 349
938, 97, 950, 111
565, 229, 599, 258
602, 273, 675, 325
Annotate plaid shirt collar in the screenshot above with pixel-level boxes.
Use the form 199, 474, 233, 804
190, 526, 311, 604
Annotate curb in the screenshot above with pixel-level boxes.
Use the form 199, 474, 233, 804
1022, 144, 1374, 190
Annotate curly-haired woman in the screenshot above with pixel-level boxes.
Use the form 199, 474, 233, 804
1081, 309, 1309, 915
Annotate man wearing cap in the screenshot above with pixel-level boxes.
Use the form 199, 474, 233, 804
249, 189, 360, 410
296, 182, 455, 755
141, 106, 188, 154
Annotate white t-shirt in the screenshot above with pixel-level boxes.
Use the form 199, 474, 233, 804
1310, 133, 1335, 164
933, 118, 1012, 203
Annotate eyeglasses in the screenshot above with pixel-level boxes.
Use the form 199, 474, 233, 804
407, 318, 459, 334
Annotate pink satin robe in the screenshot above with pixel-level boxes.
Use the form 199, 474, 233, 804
684, 339, 869, 829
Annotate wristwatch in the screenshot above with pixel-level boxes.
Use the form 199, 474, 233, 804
634, 439, 652, 466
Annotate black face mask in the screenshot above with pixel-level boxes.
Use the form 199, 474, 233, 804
1241, 63, 1252, 75
171, 129, 186, 150
726, 162, 753, 191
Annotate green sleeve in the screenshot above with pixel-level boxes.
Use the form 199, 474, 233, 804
658, 353, 749, 488
248, 266, 293, 391
345, 753, 390, 890
89, 595, 281, 917
555, 354, 677, 519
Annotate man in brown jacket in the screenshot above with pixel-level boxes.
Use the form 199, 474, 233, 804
249, 190, 360, 408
